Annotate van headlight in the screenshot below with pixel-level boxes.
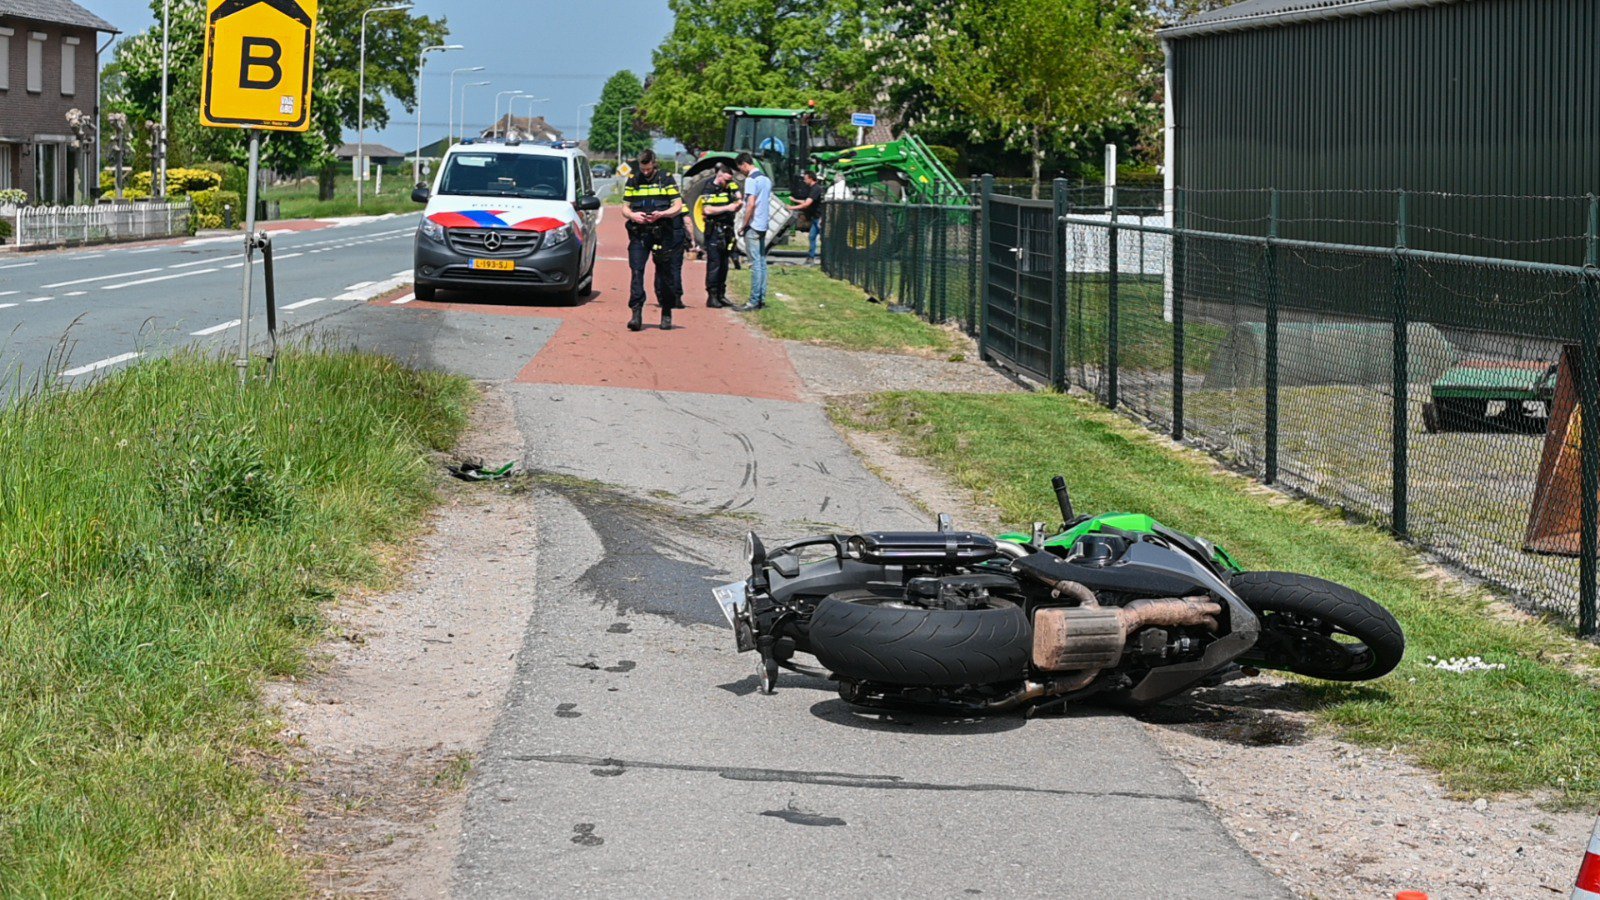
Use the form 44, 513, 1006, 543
544, 223, 573, 248
419, 219, 445, 243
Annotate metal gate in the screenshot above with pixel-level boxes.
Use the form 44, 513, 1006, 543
980, 186, 1058, 384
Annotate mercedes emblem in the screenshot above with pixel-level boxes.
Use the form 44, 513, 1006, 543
483, 231, 504, 251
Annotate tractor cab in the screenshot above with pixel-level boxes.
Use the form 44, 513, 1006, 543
722, 107, 839, 198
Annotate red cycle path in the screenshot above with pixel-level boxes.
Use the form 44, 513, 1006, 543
379, 211, 803, 402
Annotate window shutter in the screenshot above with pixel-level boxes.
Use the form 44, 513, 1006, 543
62, 37, 78, 96
27, 32, 44, 93
0, 28, 13, 92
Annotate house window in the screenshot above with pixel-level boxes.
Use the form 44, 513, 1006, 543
0, 145, 13, 191
27, 32, 44, 93
36, 143, 62, 204
62, 37, 78, 96
0, 27, 13, 91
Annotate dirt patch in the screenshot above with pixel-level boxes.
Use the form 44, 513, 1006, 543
785, 340, 1021, 400
270, 385, 537, 897
819, 384, 1596, 900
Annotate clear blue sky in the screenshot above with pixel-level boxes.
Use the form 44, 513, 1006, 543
87, 0, 678, 154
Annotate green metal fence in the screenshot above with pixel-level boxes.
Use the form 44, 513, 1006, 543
822, 176, 1600, 636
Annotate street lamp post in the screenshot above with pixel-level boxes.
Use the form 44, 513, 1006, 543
448, 66, 484, 145
519, 96, 549, 137
357, 3, 413, 208
157, 0, 168, 197
460, 80, 490, 141
577, 102, 596, 144
494, 91, 527, 139
616, 105, 636, 165
415, 44, 463, 184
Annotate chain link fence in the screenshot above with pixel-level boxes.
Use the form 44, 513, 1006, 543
819, 174, 1600, 636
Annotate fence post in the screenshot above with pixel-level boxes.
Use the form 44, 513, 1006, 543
1172, 188, 1186, 441
933, 207, 948, 325
1581, 193, 1600, 636
1106, 184, 1120, 409
979, 175, 994, 360
1265, 188, 1281, 484
1050, 178, 1069, 390
1392, 190, 1411, 539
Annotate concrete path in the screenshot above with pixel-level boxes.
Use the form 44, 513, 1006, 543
326, 212, 1288, 898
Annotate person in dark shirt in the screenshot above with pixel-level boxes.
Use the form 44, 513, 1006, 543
621, 149, 686, 330
698, 165, 742, 308
787, 170, 826, 263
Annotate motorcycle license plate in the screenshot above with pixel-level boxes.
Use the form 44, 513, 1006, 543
712, 581, 755, 653
471, 259, 515, 271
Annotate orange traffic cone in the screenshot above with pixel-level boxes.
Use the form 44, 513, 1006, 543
1577, 813, 1600, 900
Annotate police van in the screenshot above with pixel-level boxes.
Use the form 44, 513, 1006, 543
411, 140, 602, 304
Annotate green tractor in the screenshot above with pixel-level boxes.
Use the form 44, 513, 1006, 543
679, 106, 969, 251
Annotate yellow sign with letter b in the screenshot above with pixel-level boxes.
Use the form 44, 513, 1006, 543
200, 0, 318, 131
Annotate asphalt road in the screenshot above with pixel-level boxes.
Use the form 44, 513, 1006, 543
0, 178, 618, 389
299, 210, 1287, 898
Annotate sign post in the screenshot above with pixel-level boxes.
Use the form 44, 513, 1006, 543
850, 112, 876, 147
200, 0, 318, 384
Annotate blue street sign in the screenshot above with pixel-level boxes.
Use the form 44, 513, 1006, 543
850, 112, 877, 128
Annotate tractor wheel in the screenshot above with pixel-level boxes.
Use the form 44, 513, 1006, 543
680, 170, 715, 249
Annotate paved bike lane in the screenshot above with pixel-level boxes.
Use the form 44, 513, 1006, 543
348, 213, 1287, 898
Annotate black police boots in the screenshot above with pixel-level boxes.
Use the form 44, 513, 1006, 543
628, 307, 643, 332
661, 308, 674, 331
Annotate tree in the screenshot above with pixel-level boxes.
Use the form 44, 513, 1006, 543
643, 0, 877, 151
926, 0, 1158, 197
103, 0, 448, 191
589, 71, 651, 161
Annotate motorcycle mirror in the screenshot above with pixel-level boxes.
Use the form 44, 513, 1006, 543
745, 531, 767, 567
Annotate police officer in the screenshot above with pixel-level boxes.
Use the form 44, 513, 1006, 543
622, 149, 686, 331
699, 165, 742, 308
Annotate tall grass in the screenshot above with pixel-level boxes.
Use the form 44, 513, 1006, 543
0, 347, 473, 895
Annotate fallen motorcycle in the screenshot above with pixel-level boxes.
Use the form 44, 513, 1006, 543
713, 477, 1404, 714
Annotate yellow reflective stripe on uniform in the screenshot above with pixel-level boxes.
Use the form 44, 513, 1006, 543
625, 186, 677, 198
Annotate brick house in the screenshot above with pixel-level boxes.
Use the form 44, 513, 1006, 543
0, 0, 118, 205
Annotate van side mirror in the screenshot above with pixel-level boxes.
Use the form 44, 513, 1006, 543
575, 194, 601, 212
411, 186, 430, 204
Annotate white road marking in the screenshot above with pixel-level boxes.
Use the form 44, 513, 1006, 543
127, 247, 166, 254
169, 257, 223, 269
65, 291, 87, 297
25, 296, 52, 303
0, 262, 37, 270
224, 262, 244, 269
272, 252, 304, 261
0, 291, 17, 297
391, 293, 416, 305
190, 319, 241, 336
102, 269, 217, 290
42, 268, 163, 288
0, 303, 16, 310
282, 297, 326, 310
61, 352, 141, 378
343, 281, 374, 292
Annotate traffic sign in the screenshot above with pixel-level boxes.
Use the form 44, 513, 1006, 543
850, 112, 877, 128
616, 162, 633, 180
200, 0, 318, 131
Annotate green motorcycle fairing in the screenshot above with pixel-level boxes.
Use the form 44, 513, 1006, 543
997, 513, 1243, 575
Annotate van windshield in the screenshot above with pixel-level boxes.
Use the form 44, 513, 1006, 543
439, 152, 567, 199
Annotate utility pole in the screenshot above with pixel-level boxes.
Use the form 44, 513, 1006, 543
460, 80, 490, 141
448, 65, 484, 145
616, 105, 636, 164
157, 0, 169, 197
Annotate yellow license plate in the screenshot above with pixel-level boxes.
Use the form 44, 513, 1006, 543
471, 259, 515, 271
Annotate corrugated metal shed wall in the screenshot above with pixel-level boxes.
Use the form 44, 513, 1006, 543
1171, 0, 1600, 266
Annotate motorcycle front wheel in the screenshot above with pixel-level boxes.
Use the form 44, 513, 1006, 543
1232, 571, 1404, 681
807, 588, 1032, 687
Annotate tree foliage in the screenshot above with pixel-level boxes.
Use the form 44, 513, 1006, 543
104, 0, 448, 179
924, 0, 1158, 196
643, 0, 877, 152
589, 71, 652, 161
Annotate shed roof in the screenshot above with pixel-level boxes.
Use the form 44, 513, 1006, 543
0, 0, 120, 32
335, 142, 404, 160
1161, 0, 1457, 38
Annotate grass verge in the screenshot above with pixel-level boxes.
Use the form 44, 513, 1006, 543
0, 347, 474, 895
729, 266, 959, 357
271, 171, 421, 219
833, 390, 1600, 805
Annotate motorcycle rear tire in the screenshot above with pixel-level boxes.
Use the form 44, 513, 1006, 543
1231, 571, 1404, 681
807, 588, 1031, 687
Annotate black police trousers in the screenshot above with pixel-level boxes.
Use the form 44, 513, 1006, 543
704, 221, 735, 301
628, 225, 684, 310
